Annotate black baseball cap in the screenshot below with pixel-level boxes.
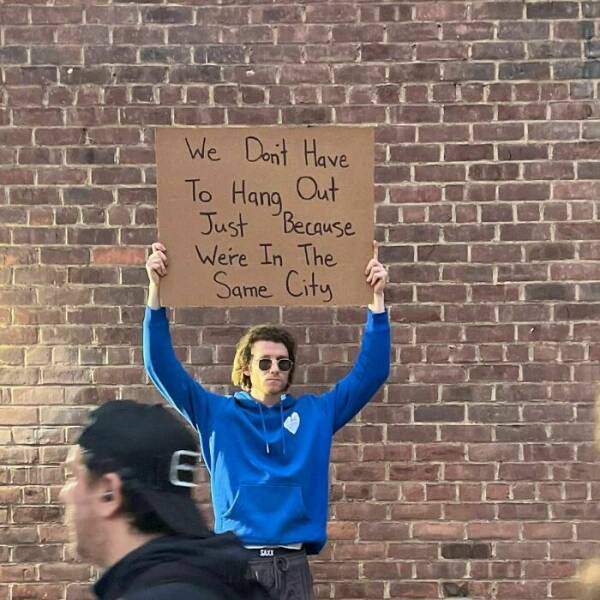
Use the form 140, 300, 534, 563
77, 400, 210, 538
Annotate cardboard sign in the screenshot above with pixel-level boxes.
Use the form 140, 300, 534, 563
155, 126, 374, 307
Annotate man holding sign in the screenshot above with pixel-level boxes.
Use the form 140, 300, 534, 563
143, 240, 389, 599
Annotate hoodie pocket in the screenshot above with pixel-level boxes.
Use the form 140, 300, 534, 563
221, 484, 310, 541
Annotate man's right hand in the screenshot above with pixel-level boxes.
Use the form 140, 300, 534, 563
146, 242, 168, 285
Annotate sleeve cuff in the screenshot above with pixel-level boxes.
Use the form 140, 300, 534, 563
367, 308, 389, 329
144, 306, 167, 324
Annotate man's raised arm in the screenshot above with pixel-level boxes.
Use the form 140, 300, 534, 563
321, 242, 391, 431
143, 242, 213, 428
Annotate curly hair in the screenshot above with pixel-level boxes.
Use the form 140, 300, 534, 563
231, 325, 297, 392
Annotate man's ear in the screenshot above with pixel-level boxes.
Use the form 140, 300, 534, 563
96, 473, 123, 518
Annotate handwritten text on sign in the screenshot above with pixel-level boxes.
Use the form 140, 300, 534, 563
155, 127, 374, 307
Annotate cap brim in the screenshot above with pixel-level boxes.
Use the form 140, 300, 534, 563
140, 488, 210, 538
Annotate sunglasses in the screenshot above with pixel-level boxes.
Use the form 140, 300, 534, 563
254, 357, 293, 372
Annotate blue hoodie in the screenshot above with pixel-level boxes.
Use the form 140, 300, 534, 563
143, 307, 390, 554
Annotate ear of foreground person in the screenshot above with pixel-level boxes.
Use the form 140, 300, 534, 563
60, 400, 270, 600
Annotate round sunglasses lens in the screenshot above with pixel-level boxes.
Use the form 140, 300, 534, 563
278, 359, 292, 371
258, 359, 272, 371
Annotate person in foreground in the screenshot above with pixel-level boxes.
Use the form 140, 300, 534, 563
60, 400, 269, 600
143, 242, 390, 599
579, 559, 600, 600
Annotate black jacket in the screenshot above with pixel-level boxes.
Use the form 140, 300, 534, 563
94, 533, 269, 600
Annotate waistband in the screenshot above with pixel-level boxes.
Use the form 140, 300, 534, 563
244, 546, 306, 559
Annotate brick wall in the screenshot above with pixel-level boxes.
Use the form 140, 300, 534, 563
1, 1, 600, 599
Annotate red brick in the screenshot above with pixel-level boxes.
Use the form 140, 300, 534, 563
442, 265, 494, 283
358, 522, 410, 542
422, 40, 471, 60
473, 1, 524, 18
443, 22, 494, 40
445, 104, 494, 123
303, 4, 355, 23
392, 105, 441, 123
444, 62, 495, 81
89, 248, 144, 266
31, 7, 82, 25
415, 164, 466, 182
390, 582, 439, 598
527, 2, 579, 19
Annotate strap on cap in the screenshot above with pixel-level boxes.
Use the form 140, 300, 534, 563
169, 450, 200, 488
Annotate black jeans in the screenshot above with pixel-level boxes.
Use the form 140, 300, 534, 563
245, 548, 315, 600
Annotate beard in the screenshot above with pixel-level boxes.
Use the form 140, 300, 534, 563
65, 506, 97, 563
265, 378, 286, 393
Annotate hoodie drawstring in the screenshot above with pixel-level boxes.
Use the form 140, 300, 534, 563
259, 404, 270, 454
279, 401, 286, 456
258, 395, 287, 456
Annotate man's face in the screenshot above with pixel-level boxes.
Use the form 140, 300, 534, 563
60, 446, 105, 564
244, 340, 291, 399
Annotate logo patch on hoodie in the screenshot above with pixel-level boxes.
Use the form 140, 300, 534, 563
284, 412, 300, 435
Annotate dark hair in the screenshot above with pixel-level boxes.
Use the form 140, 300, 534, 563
231, 325, 297, 392
84, 457, 174, 536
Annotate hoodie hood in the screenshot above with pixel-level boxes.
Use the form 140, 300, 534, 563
233, 391, 296, 455
233, 390, 295, 410
94, 533, 266, 600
